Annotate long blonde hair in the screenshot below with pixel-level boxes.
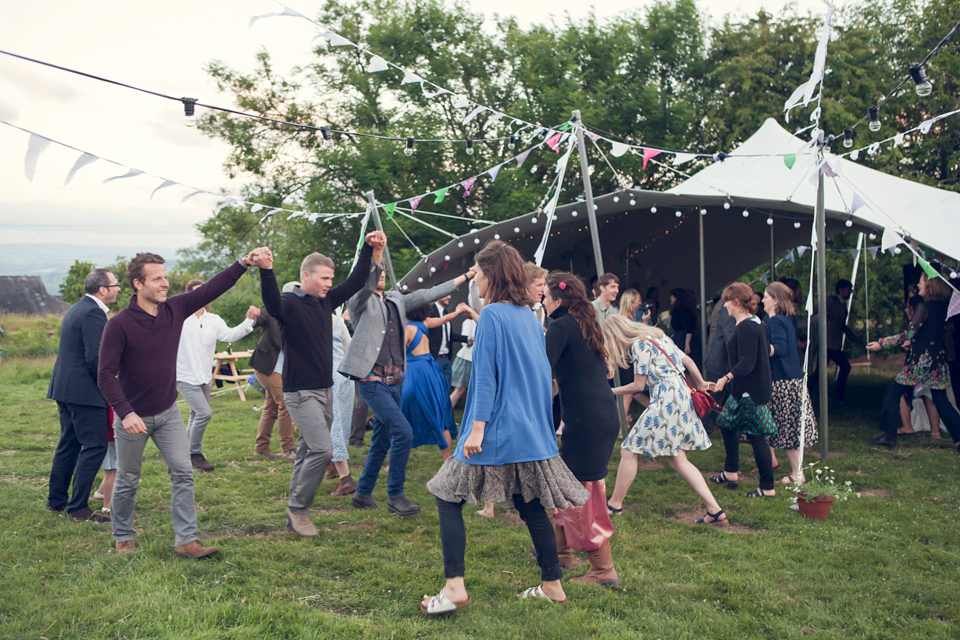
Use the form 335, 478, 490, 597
619, 288, 641, 318
601, 313, 665, 369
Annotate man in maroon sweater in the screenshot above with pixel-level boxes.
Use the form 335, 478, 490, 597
98, 248, 268, 557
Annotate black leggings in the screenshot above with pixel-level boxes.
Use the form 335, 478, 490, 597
880, 382, 960, 441
436, 494, 562, 582
720, 428, 776, 490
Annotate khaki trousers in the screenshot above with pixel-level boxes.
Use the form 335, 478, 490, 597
254, 370, 296, 453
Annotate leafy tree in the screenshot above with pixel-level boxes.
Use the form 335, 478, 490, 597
59, 260, 96, 305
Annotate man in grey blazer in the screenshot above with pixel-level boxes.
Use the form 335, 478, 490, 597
339, 263, 474, 516
47, 268, 120, 521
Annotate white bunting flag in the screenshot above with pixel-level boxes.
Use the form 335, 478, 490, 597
919, 119, 935, 135
893, 133, 905, 147
487, 164, 503, 182
868, 246, 879, 259
215, 198, 238, 214
850, 193, 867, 215
462, 106, 486, 125
881, 226, 903, 251
401, 71, 423, 85
367, 56, 389, 73
672, 153, 696, 165
422, 85, 450, 99
24, 133, 51, 182
850, 149, 860, 161
64, 152, 98, 186
453, 96, 470, 109
102, 168, 143, 183
318, 31, 352, 47
610, 141, 629, 157
150, 180, 177, 200
482, 113, 504, 130
797, 246, 809, 258
180, 190, 207, 203
249, 5, 302, 27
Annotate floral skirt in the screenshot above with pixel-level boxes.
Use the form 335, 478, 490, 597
426, 456, 589, 510
767, 378, 818, 449
717, 393, 778, 437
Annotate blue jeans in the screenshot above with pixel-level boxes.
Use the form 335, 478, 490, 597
356, 381, 413, 499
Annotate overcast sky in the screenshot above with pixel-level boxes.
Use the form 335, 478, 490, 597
0, 0, 833, 255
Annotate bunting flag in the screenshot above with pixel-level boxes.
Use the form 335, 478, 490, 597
64, 152, 98, 186
433, 187, 450, 204
383, 202, 397, 219
850, 149, 860, 161
24, 133, 51, 181
249, 4, 302, 28
850, 193, 867, 215
868, 247, 879, 259
460, 177, 476, 198
819, 160, 838, 177
881, 226, 903, 251
462, 106, 486, 125
102, 168, 143, 183
515, 149, 532, 167
482, 113, 504, 130
919, 119, 935, 135
642, 148, 662, 169
400, 71, 422, 85
180, 189, 207, 203
150, 179, 177, 200
422, 85, 450, 99
783, 154, 796, 169
317, 31, 352, 47
893, 132, 905, 147
366, 55, 389, 73
545, 132, 563, 152
487, 164, 502, 182
453, 96, 470, 109
759, 273, 769, 285
408, 195, 423, 213
610, 141, 629, 158
586, 132, 600, 143
215, 198, 238, 214
533, 137, 576, 266
797, 246, 809, 258
948, 289, 960, 320
673, 153, 696, 165
918, 257, 940, 280
785, 250, 795, 263
784, 4, 832, 111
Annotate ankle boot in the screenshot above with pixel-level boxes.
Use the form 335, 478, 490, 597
569, 540, 619, 586
554, 523, 586, 569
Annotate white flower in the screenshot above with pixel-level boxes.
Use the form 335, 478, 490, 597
816, 469, 823, 475
845, 481, 852, 486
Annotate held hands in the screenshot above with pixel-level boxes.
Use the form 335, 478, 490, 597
465, 266, 476, 279
245, 306, 261, 320
866, 341, 881, 352
247, 247, 274, 269
365, 231, 387, 250
122, 412, 147, 435
714, 377, 728, 393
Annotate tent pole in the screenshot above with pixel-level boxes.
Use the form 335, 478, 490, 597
865, 241, 870, 362
572, 110, 605, 277
699, 212, 707, 358
770, 223, 776, 282
365, 190, 398, 291
815, 144, 829, 460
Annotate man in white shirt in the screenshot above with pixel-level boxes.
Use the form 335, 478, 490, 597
176, 279, 258, 472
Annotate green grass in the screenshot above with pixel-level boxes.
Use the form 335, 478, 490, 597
1, 356, 959, 639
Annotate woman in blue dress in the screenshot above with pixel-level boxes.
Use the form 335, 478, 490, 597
402, 305, 461, 459
421, 241, 588, 614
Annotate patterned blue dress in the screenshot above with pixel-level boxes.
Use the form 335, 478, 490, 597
401, 321, 456, 449
622, 336, 711, 458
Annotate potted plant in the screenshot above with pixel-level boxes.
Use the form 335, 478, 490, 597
793, 462, 856, 520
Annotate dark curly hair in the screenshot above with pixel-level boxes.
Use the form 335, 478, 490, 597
546, 271, 606, 358
126, 252, 165, 290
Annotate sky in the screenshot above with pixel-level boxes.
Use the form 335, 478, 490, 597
0, 0, 833, 260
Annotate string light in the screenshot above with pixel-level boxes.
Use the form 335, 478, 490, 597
457, 240, 464, 248
794, 222, 802, 229
466, 139, 475, 155
474, 237, 480, 244
650, 205, 657, 213
843, 128, 854, 148
766, 216, 774, 226
404, 137, 415, 156
699, 208, 707, 215
909, 65, 933, 97
743, 209, 750, 218
571, 210, 578, 217
508, 135, 517, 149
613, 196, 620, 203
493, 232, 500, 239
675, 210, 682, 218
513, 226, 520, 233
320, 126, 334, 150
629, 198, 636, 206
444, 254, 451, 261
868, 107, 881, 132
869, 232, 877, 239
182, 97, 198, 127
845, 217, 854, 227
723, 200, 731, 210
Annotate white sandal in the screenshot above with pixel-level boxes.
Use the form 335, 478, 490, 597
518, 584, 566, 603
420, 589, 473, 615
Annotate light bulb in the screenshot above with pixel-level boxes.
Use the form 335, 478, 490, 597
723, 201, 731, 210
868, 107, 881, 132
418, 277, 424, 283
571, 210, 578, 217
465, 139, 474, 155
457, 241, 464, 248
532, 217, 538, 224
320, 126, 334, 150
794, 222, 802, 229
868, 233, 877, 239
513, 226, 520, 233
444, 254, 451, 261
629, 199, 636, 206
894, 247, 902, 254
743, 209, 750, 218
843, 127, 854, 148
650, 205, 657, 213
909, 65, 933, 97
675, 210, 682, 218
508, 135, 516, 149
474, 237, 480, 244
402, 284, 409, 290
845, 219, 853, 227
182, 97, 198, 127
430, 266, 437, 273
951, 271, 958, 279
700, 208, 707, 215
552, 215, 558, 221
404, 137, 415, 156
613, 196, 620, 203
494, 233, 500, 240
766, 217, 774, 226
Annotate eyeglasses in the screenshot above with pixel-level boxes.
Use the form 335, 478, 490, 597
104, 284, 122, 289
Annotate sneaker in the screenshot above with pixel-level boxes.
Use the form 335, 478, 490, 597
92, 491, 105, 501
191, 454, 215, 472
279, 449, 297, 462
386, 495, 421, 516
350, 494, 379, 510
68, 507, 111, 523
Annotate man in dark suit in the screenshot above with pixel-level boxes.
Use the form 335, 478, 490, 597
810, 279, 866, 404
428, 295, 469, 388
47, 268, 120, 521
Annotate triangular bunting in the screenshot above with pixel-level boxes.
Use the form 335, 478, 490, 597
102, 168, 143, 183
783, 154, 796, 169
180, 190, 206, 203
642, 148, 662, 169
948, 289, 960, 320
64, 152, 98, 186
893, 133, 905, 147
422, 85, 450, 99
868, 247, 879, 259
610, 141, 629, 157
215, 198, 238, 214
401, 71, 422, 85
487, 164, 503, 182
545, 132, 562, 152
453, 96, 470, 109
460, 177, 477, 198
482, 113, 504, 130
586, 132, 600, 142
462, 106, 486, 125
851, 193, 867, 215
672, 153, 696, 165
797, 246, 808, 258
150, 179, 177, 200
850, 149, 860, 161
881, 226, 903, 252
249, 5, 301, 27
367, 55, 389, 73
408, 195, 423, 213
918, 257, 940, 280
433, 187, 450, 204
785, 250, 795, 263
515, 149, 532, 168
24, 133, 51, 182
383, 202, 397, 220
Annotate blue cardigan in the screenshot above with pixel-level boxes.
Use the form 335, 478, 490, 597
767, 314, 803, 381
454, 303, 559, 465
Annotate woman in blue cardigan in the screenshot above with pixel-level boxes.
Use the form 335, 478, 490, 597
422, 242, 588, 614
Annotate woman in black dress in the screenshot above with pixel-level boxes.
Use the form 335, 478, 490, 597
543, 272, 621, 586
670, 287, 702, 369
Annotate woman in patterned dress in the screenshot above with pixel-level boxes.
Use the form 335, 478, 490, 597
867, 273, 960, 448
420, 241, 589, 614
601, 314, 728, 527
762, 282, 818, 485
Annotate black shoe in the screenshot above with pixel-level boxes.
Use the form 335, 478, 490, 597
350, 494, 379, 510
191, 454, 215, 472
386, 495, 421, 516
68, 507, 111, 523
869, 435, 897, 448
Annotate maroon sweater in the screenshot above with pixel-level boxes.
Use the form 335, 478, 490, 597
98, 261, 248, 419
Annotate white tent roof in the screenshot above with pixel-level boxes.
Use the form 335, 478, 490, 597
669, 118, 960, 261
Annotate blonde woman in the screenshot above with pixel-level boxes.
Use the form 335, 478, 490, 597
616, 289, 646, 421
602, 314, 728, 527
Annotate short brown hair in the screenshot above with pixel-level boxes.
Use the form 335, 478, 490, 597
126, 252, 165, 290
722, 282, 757, 314
923, 275, 952, 301
524, 262, 547, 284
300, 252, 335, 275
598, 273, 619, 288
764, 282, 795, 316
475, 241, 532, 307
186, 279, 204, 292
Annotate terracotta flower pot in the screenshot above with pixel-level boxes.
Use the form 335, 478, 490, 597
796, 492, 835, 520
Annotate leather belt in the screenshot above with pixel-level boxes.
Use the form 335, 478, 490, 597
359, 373, 404, 385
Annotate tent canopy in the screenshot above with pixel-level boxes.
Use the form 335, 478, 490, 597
400, 119, 959, 295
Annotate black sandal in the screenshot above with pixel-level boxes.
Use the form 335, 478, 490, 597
708, 471, 738, 490
745, 488, 775, 498
606, 502, 623, 514
696, 509, 730, 528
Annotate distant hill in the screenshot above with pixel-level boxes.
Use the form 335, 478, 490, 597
0, 243, 180, 295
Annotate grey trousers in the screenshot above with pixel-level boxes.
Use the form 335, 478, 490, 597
112, 403, 199, 546
176, 382, 213, 455
283, 388, 334, 514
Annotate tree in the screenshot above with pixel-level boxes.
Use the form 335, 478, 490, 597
59, 260, 96, 305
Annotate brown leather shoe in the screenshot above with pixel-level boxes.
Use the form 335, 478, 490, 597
173, 540, 219, 559
190, 454, 215, 472
279, 449, 297, 462
569, 541, 619, 586
330, 474, 357, 496
115, 540, 136, 554
285, 508, 318, 537
68, 507, 111, 523
324, 463, 339, 479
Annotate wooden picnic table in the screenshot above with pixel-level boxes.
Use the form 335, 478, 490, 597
211, 349, 254, 401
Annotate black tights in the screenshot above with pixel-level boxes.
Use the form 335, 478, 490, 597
720, 428, 775, 490
436, 495, 562, 582
881, 382, 960, 442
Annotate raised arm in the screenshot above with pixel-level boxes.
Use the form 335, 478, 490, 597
327, 233, 382, 309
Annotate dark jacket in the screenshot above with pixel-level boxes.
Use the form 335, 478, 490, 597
725, 317, 773, 405
249, 307, 282, 374
48, 295, 108, 408
427, 302, 467, 359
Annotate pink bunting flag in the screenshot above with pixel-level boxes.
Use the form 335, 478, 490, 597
460, 177, 477, 198
586, 131, 600, 142
949, 289, 960, 320
515, 149, 532, 168
545, 132, 563, 152
642, 148, 662, 169
408, 195, 424, 213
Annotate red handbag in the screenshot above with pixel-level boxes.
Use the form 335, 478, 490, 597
647, 339, 721, 418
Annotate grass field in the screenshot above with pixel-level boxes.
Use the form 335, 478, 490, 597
1, 353, 959, 639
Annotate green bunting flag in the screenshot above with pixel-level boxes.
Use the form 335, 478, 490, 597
433, 187, 450, 204
918, 257, 940, 280
383, 202, 396, 219
783, 154, 796, 169
557, 121, 572, 131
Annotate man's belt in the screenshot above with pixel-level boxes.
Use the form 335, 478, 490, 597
359, 373, 404, 385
